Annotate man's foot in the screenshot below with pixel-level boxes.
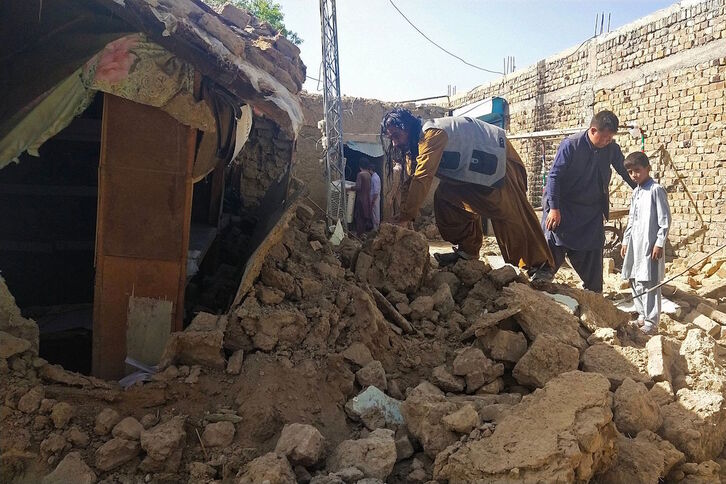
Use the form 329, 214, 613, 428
434, 252, 460, 266
528, 265, 555, 283
640, 322, 658, 335
627, 318, 645, 330
434, 247, 473, 267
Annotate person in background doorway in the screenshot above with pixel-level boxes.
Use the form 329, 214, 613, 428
541, 110, 637, 292
366, 159, 381, 230
620, 152, 671, 335
381, 108, 554, 273
349, 161, 372, 236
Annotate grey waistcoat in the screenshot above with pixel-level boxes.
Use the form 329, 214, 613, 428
423, 117, 507, 187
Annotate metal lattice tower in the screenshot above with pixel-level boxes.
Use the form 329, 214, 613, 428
319, 0, 346, 229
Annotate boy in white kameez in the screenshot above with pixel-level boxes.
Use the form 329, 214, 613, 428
620, 152, 671, 335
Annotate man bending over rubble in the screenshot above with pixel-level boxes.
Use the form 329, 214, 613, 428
381, 108, 554, 275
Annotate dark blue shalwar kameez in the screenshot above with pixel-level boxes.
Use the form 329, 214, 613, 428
541, 131, 636, 292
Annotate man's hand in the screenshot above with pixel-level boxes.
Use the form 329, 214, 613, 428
652, 246, 663, 261
621, 245, 627, 258
545, 208, 561, 231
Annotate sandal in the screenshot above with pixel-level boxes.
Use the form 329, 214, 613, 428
434, 252, 461, 267
529, 267, 555, 283
641, 322, 658, 335
434, 247, 474, 267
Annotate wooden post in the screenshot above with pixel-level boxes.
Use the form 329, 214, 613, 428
93, 95, 195, 379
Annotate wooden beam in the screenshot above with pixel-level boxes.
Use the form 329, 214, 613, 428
93, 94, 195, 379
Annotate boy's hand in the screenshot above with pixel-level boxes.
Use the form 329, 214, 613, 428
620, 245, 627, 258
652, 246, 663, 260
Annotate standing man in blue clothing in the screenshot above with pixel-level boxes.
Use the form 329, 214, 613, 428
540, 110, 637, 292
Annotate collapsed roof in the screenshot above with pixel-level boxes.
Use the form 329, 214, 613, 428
0, 0, 306, 165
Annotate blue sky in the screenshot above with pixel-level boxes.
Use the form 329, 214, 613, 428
277, 0, 677, 101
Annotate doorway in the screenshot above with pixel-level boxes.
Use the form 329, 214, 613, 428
0, 94, 103, 374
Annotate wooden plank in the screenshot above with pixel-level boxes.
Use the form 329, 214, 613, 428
126, 296, 173, 367
369, 286, 414, 334
460, 307, 522, 341
101, 168, 187, 260
176, 115, 196, 333
231, 184, 305, 307
101, 96, 189, 173
93, 256, 183, 379
93, 95, 195, 379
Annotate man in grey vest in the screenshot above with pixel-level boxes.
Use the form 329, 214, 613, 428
381, 108, 553, 272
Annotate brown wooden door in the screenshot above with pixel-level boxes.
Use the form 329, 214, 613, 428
93, 94, 195, 379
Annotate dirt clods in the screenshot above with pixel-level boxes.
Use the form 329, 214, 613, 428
4, 210, 726, 483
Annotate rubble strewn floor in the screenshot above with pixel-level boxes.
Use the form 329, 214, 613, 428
2, 204, 726, 483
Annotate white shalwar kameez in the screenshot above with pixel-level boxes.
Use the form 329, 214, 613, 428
621, 178, 671, 325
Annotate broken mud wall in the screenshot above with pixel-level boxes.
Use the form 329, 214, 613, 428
295, 94, 446, 216
234, 115, 295, 215
450, 0, 725, 257
5, 200, 726, 482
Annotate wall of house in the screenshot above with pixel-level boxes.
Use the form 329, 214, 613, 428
236, 116, 295, 212
450, 0, 725, 257
295, 94, 447, 217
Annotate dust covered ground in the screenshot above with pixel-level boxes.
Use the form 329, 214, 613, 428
2, 204, 726, 483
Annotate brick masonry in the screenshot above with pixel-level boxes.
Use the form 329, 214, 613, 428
449, 0, 725, 257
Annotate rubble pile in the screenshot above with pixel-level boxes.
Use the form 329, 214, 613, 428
670, 253, 726, 294
2, 204, 726, 483
413, 212, 441, 241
